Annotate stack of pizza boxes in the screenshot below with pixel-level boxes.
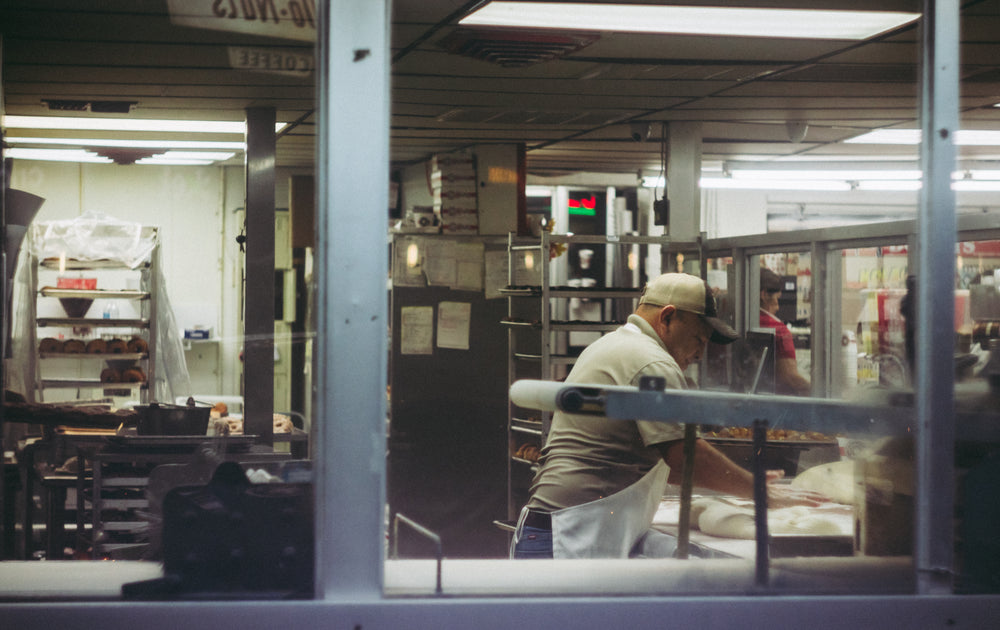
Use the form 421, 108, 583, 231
430, 152, 479, 235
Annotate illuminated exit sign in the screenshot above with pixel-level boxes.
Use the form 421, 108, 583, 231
167, 0, 317, 42
568, 195, 596, 216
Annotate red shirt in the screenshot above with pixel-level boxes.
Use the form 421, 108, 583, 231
759, 309, 796, 360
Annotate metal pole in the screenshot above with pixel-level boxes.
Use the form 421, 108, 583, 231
752, 419, 769, 588
675, 423, 696, 559
244, 106, 276, 446
809, 240, 826, 398
314, 0, 391, 600
915, 0, 958, 594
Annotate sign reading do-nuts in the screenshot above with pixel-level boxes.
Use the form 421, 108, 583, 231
168, 0, 317, 42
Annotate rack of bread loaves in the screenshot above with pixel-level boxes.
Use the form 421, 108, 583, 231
26, 239, 158, 405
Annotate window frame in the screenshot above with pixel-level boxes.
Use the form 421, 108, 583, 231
3, 1, 999, 626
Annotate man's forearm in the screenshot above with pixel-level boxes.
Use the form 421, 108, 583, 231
661, 438, 755, 498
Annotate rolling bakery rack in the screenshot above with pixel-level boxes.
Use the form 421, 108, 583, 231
24, 227, 160, 406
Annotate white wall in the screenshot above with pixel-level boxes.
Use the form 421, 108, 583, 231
9, 159, 311, 399
704, 187, 1000, 238
702, 189, 768, 238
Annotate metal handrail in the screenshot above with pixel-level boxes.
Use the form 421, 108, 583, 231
392, 513, 443, 595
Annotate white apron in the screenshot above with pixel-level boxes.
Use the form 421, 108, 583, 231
514, 461, 667, 559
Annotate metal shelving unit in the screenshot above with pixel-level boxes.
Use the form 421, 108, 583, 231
26, 231, 159, 405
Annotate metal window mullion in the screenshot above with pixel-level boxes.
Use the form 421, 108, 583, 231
823, 245, 843, 399
915, 0, 959, 595
314, 0, 391, 600
809, 240, 827, 398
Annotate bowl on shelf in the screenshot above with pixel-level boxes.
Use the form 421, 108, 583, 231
58, 297, 94, 318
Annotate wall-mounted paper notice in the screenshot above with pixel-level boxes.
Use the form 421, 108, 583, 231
436, 301, 471, 350
454, 241, 484, 292
423, 239, 457, 287
400, 305, 434, 355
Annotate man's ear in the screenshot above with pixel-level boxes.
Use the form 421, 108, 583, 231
659, 304, 677, 325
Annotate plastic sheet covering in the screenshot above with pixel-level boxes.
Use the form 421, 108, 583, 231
9, 212, 192, 404
25, 210, 157, 270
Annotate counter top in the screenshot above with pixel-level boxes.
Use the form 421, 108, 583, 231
0, 556, 914, 601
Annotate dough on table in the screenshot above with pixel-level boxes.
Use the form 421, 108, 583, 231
790, 460, 857, 505
687, 498, 851, 540
693, 499, 756, 539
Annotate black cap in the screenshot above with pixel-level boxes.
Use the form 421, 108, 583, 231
701, 281, 739, 345
761, 268, 784, 293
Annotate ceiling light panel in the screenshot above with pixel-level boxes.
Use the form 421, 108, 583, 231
5, 148, 112, 163
2, 115, 286, 134
6, 137, 246, 150
847, 130, 1000, 145
460, 2, 920, 40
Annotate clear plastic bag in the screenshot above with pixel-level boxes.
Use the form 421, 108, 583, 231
26, 210, 157, 269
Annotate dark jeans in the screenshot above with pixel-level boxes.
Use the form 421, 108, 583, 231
512, 524, 553, 559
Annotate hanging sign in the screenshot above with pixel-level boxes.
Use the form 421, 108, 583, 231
167, 0, 317, 42
228, 46, 313, 76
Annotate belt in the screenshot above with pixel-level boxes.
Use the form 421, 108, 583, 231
523, 509, 551, 530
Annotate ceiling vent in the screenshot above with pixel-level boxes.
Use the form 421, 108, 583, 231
438, 28, 599, 68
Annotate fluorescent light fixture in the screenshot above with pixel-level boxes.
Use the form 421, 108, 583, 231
953, 180, 1000, 192
5, 148, 112, 163
460, 2, 919, 40
134, 150, 236, 165
135, 157, 216, 166
2, 115, 287, 134
731, 169, 922, 181
846, 129, 1000, 145
7, 146, 235, 165
6, 136, 246, 150
855, 180, 922, 192
697, 176, 1000, 192
699, 177, 852, 192
954, 131, 1000, 146
154, 151, 236, 161
969, 170, 1000, 180
525, 186, 553, 197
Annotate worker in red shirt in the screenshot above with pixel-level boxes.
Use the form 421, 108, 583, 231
759, 268, 811, 396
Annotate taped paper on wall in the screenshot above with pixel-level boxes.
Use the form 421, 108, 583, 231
437, 301, 471, 350
400, 306, 433, 355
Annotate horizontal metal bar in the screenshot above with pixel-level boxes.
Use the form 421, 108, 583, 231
511, 380, 1000, 442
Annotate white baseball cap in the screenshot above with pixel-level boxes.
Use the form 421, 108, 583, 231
638, 273, 739, 344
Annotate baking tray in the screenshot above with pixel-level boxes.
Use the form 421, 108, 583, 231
706, 436, 837, 447
705, 437, 839, 477
41, 287, 148, 299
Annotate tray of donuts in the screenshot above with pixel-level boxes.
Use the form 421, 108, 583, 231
38, 335, 149, 359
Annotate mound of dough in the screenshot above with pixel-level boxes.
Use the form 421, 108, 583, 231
790, 460, 857, 505
768, 505, 849, 536
693, 499, 756, 539
687, 498, 851, 539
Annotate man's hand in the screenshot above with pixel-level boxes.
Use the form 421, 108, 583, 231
766, 473, 830, 508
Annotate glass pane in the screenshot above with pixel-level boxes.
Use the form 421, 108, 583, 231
838, 245, 910, 396
955, 238, 1000, 593
1, 4, 318, 600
